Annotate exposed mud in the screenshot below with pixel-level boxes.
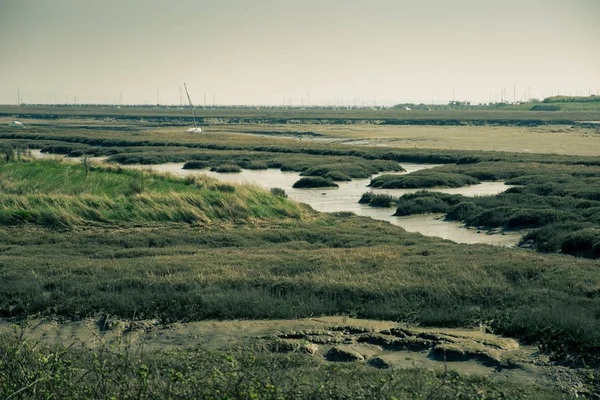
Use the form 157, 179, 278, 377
1, 316, 594, 396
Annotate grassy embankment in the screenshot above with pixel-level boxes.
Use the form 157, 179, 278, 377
0, 159, 305, 228
0, 158, 599, 367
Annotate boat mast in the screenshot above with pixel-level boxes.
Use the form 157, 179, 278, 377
184, 83, 198, 130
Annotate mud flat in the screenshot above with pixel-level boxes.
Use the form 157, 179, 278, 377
1, 315, 592, 396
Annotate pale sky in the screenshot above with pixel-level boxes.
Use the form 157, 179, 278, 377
1, 0, 598, 105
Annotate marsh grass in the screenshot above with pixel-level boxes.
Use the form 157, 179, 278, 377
359, 192, 396, 207
0, 160, 306, 228
211, 164, 242, 173
1, 215, 600, 364
292, 177, 338, 188
369, 172, 480, 189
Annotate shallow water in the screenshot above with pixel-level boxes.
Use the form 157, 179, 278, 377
127, 162, 521, 246
30, 149, 107, 164
29, 150, 520, 246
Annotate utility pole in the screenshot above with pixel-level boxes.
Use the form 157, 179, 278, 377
17, 87, 20, 106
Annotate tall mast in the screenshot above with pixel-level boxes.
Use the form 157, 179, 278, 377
184, 83, 198, 129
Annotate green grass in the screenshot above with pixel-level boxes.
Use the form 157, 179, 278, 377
0, 160, 306, 228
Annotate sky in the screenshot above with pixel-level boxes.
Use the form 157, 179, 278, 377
0, 0, 599, 106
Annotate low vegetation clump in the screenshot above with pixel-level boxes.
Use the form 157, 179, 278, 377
358, 192, 396, 207
210, 164, 242, 173
182, 160, 210, 169
108, 148, 400, 181
292, 177, 338, 188
389, 182, 600, 257
246, 160, 269, 170
560, 228, 600, 258
393, 191, 453, 215
370, 172, 480, 189
270, 187, 287, 198
530, 105, 561, 111
322, 170, 352, 181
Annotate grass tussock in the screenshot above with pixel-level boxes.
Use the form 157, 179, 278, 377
210, 164, 242, 173
359, 192, 396, 207
370, 172, 480, 189
292, 177, 338, 188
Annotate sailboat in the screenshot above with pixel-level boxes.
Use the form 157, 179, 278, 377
184, 83, 202, 133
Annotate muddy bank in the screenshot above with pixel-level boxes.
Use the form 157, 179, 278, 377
0, 316, 593, 397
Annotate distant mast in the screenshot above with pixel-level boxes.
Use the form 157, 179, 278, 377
184, 83, 202, 133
